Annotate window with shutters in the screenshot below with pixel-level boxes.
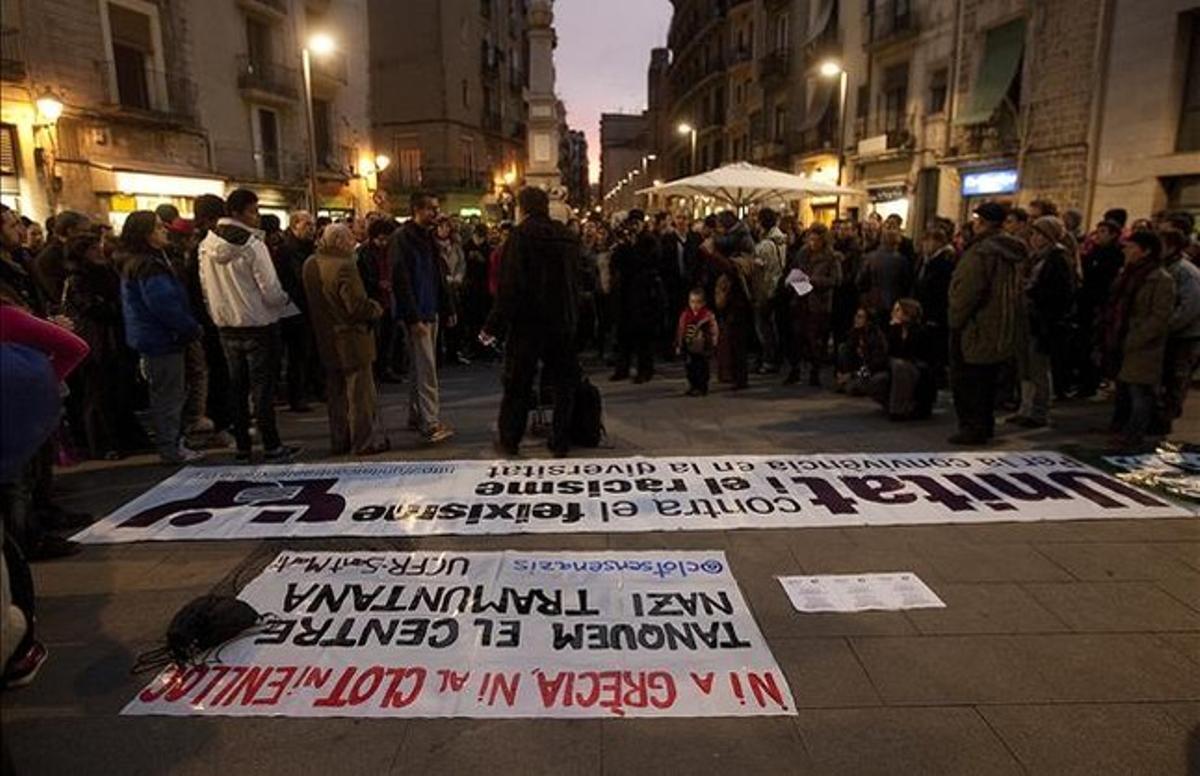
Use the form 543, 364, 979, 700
0, 124, 19, 209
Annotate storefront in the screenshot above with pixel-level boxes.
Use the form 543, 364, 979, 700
868, 184, 910, 224
91, 168, 226, 229
794, 154, 840, 225
958, 165, 1019, 222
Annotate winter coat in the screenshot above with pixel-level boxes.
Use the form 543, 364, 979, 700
858, 247, 912, 319
485, 213, 581, 340
948, 230, 1026, 364
119, 249, 201, 356
62, 261, 123, 356
390, 220, 455, 324
914, 246, 955, 332
1024, 243, 1076, 348
1078, 242, 1124, 320
275, 231, 315, 314
1118, 265, 1176, 385
1165, 252, 1200, 340
795, 247, 844, 315
751, 228, 787, 306
612, 232, 663, 332
302, 250, 382, 372
198, 218, 295, 328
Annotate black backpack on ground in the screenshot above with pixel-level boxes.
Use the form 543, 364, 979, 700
570, 378, 605, 448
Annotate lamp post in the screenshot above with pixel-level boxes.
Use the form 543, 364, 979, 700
819, 60, 849, 217
302, 32, 336, 213
34, 89, 64, 215
677, 123, 697, 174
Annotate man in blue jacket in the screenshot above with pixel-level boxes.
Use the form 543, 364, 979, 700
389, 191, 457, 444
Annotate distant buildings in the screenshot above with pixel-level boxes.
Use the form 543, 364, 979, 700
1, 0, 591, 225
631, 0, 1200, 228
1, 0, 374, 226
600, 112, 651, 212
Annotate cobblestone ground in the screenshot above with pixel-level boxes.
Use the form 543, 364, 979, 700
3, 358, 1198, 775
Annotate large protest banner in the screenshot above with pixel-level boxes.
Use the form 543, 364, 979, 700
125, 550, 794, 719
76, 451, 1195, 544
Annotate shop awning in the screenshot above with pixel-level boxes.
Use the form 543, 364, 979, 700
955, 18, 1026, 126
798, 77, 836, 133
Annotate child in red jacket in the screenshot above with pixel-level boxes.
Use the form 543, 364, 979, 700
675, 289, 719, 396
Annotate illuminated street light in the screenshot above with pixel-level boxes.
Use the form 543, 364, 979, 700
676, 123, 693, 135
375, 154, 391, 172
35, 90, 64, 124
307, 33, 336, 56
677, 123, 698, 174
819, 60, 843, 78
301, 33, 338, 210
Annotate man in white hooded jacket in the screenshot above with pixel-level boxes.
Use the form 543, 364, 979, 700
198, 188, 301, 463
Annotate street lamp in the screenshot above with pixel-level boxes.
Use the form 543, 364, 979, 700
35, 90, 64, 124
375, 154, 391, 173
819, 60, 849, 216
302, 32, 337, 213
677, 122, 698, 174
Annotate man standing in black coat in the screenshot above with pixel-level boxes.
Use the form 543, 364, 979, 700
1075, 220, 1125, 397
275, 211, 317, 411
482, 187, 582, 457
914, 226, 956, 377
611, 210, 663, 383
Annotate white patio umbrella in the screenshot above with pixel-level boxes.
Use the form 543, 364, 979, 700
637, 161, 863, 209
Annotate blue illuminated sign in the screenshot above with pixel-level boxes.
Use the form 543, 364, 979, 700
962, 169, 1019, 196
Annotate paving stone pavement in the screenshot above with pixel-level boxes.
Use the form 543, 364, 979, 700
3, 359, 1199, 775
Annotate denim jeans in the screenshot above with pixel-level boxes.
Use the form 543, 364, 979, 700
220, 325, 282, 452
1113, 381, 1157, 447
143, 352, 186, 457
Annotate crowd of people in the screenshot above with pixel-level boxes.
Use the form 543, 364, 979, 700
0, 184, 1199, 692
575, 198, 1198, 449
1, 190, 1199, 555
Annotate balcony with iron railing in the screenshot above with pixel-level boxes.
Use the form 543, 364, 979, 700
864, 0, 918, 49
236, 55, 299, 100
0, 27, 24, 82
98, 60, 198, 123
213, 144, 307, 184
852, 111, 918, 155
384, 164, 489, 194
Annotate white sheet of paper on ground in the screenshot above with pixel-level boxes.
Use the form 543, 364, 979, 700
777, 572, 946, 613
785, 268, 812, 297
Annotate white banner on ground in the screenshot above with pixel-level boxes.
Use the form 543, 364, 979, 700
124, 550, 795, 719
74, 451, 1195, 544
778, 573, 945, 613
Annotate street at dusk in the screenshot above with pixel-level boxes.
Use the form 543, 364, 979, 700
1, 1, 1199, 775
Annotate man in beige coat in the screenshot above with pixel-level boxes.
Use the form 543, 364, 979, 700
302, 224, 386, 455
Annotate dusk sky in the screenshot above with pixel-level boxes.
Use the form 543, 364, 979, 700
555, 0, 673, 184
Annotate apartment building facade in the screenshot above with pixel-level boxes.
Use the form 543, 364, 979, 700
650, 0, 1193, 230
1, 0, 376, 227
369, 0, 530, 217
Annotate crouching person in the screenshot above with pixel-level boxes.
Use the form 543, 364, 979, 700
302, 224, 388, 456
876, 299, 936, 420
